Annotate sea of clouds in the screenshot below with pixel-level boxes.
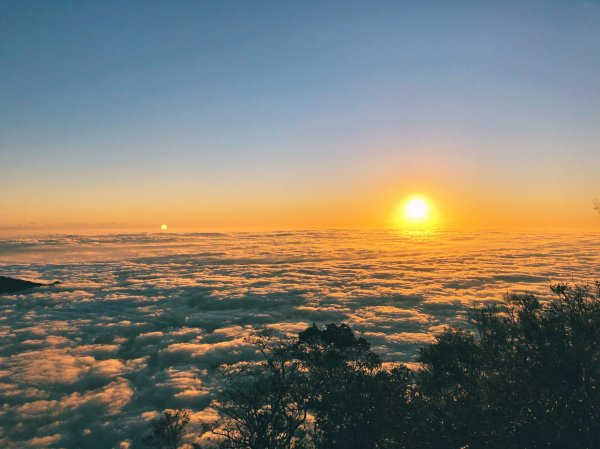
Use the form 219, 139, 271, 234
1, 229, 599, 448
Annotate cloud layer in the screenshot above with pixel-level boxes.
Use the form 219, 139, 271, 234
1, 229, 599, 448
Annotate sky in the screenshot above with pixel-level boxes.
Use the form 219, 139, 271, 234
1, 1, 599, 231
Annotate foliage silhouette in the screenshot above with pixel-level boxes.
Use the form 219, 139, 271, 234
210, 329, 311, 449
142, 409, 190, 449
292, 323, 413, 449
416, 284, 600, 448
142, 284, 600, 449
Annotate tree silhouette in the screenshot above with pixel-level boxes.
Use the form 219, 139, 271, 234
142, 409, 190, 449
210, 329, 312, 449
417, 284, 600, 448
293, 323, 410, 449
143, 284, 600, 449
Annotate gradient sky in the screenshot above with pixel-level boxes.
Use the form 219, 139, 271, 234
1, 1, 599, 231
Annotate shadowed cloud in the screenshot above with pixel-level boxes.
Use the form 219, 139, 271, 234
0, 229, 599, 447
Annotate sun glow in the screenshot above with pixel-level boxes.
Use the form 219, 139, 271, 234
160, 224, 168, 231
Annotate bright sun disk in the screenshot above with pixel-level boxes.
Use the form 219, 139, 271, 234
160, 224, 168, 231
404, 198, 430, 223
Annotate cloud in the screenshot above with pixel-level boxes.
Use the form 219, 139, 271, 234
25, 434, 62, 448
15, 378, 133, 419
1, 229, 599, 447
2, 348, 144, 386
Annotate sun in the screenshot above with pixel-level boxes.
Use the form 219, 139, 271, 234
405, 198, 429, 222
160, 224, 168, 231
396, 196, 434, 226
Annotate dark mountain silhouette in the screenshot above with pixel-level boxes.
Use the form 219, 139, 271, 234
0, 276, 60, 294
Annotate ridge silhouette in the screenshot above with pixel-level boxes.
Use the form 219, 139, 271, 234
0, 276, 60, 294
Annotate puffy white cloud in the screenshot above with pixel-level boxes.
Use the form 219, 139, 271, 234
152, 368, 210, 406
15, 378, 133, 419
1, 229, 599, 448
24, 433, 62, 448
2, 348, 144, 386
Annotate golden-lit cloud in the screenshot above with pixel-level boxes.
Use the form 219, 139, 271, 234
1, 230, 600, 447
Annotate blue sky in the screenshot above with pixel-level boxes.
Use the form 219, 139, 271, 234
1, 1, 599, 229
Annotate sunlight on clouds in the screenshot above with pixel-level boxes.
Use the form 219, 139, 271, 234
0, 229, 599, 447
